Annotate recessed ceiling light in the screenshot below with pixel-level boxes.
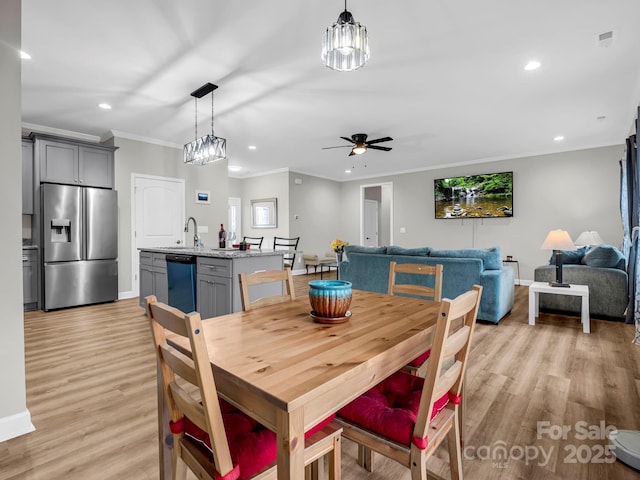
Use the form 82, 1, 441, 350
98, 103, 112, 110
228, 165, 242, 172
248, 145, 257, 150
524, 60, 541, 71
20, 51, 31, 60
345, 169, 352, 174
553, 135, 565, 141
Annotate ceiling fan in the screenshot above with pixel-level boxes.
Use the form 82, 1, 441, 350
322, 133, 393, 156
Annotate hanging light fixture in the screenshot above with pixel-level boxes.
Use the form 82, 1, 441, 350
322, 1, 369, 71
184, 83, 227, 165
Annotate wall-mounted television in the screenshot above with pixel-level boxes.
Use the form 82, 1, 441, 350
434, 171, 513, 219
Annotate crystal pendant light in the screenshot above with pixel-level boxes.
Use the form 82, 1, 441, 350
322, 1, 369, 71
184, 83, 227, 165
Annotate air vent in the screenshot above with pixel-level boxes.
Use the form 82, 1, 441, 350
598, 31, 614, 48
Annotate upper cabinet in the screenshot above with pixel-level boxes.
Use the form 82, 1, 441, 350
22, 140, 33, 214
35, 135, 115, 189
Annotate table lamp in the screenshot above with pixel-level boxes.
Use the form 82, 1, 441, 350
575, 231, 604, 247
541, 229, 575, 287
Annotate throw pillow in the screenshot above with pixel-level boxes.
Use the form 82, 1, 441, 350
583, 244, 625, 269
548, 246, 588, 265
429, 246, 502, 270
386, 246, 431, 256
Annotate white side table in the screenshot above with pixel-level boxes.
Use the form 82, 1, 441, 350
528, 281, 590, 333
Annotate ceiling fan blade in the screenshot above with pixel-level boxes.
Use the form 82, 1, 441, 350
340, 136, 356, 144
368, 145, 392, 152
322, 145, 351, 150
366, 136, 393, 145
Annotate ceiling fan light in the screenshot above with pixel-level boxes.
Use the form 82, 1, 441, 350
322, 6, 369, 71
352, 145, 367, 155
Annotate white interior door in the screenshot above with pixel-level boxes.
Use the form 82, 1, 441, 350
131, 174, 185, 295
363, 199, 379, 247
228, 197, 241, 243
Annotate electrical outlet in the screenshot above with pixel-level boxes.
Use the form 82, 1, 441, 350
400, 227, 406, 233
197, 226, 209, 233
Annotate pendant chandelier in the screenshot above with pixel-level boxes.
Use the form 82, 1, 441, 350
184, 83, 227, 165
322, 1, 369, 72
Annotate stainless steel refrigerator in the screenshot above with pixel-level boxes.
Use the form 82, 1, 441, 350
42, 183, 118, 310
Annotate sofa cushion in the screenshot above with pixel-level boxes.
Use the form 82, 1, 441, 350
548, 246, 588, 265
337, 370, 449, 446
344, 245, 387, 255
430, 246, 502, 270
183, 401, 336, 480
582, 244, 625, 269
387, 246, 431, 256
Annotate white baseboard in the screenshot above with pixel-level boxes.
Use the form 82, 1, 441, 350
0, 409, 35, 443
118, 290, 137, 300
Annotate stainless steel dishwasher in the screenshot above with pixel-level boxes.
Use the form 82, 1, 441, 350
166, 254, 197, 313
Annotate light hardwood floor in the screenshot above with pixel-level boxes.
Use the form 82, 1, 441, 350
2, 273, 640, 480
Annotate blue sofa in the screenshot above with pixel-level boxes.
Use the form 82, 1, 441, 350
340, 245, 514, 323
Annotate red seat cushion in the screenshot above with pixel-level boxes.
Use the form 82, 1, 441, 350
183, 398, 335, 480
408, 348, 431, 367
337, 370, 449, 446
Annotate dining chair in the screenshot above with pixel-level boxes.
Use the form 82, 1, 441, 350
273, 236, 300, 269
238, 269, 295, 311
388, 261, 444, 377
145, 295, 342, 480
242, 236, 264, 248
336, 285, 482, 480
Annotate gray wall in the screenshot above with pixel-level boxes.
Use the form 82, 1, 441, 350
231, 171, 290, 251
0, 0, 33, 442
111, 136, 228, 294
338, 145, 624, 282
289, 172, 342, 261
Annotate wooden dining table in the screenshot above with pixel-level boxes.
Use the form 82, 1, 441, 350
161, 289, 441, 480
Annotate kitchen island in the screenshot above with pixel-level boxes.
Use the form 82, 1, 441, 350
139, 247, 285, 317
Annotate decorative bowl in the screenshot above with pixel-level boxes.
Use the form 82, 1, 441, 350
232, 243, 250, 250
308, 280, 352, 319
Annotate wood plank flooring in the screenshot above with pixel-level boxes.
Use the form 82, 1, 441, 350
2, 272, 639, 480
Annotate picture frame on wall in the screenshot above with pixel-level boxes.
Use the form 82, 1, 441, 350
251, 198, 277, 228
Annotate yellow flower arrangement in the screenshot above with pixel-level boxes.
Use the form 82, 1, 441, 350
331, 238, 349, 253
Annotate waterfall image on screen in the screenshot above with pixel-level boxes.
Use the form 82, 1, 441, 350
434, 171, 513, 219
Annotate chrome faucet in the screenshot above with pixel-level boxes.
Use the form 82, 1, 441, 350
184, 217, 200, 248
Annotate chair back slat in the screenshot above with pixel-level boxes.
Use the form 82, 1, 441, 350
412, 285, 482, 442
433, 360, 462, 400
149, 301, 190, 337
243, 236, 264, 248
239, 269, 295, 311
159, 343, 199, 386
388, 262, 443, 302
145, 295, 236, 477
441, 325, 471, 359
273, 236, 300, 268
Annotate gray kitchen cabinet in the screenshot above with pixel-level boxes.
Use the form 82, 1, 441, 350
139, 252, 168, 307
35, 136, 114, 188
79, 145, 114, 188
22, 140, 33, 214
22, 249, 38, 310
197, 257, 232, 319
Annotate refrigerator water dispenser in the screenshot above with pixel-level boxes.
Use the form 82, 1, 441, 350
50, 219, 71, 243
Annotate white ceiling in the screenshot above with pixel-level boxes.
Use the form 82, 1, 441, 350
21, 0, 640, 181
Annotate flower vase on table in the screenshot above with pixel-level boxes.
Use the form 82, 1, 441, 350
330, 238, 348, 281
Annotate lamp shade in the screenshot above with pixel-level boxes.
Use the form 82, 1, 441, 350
541, 229, 575, 250
322, 8, 369, 71
574, 231, 604, 246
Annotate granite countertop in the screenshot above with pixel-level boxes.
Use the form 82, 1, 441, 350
139, 246, 285, 259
